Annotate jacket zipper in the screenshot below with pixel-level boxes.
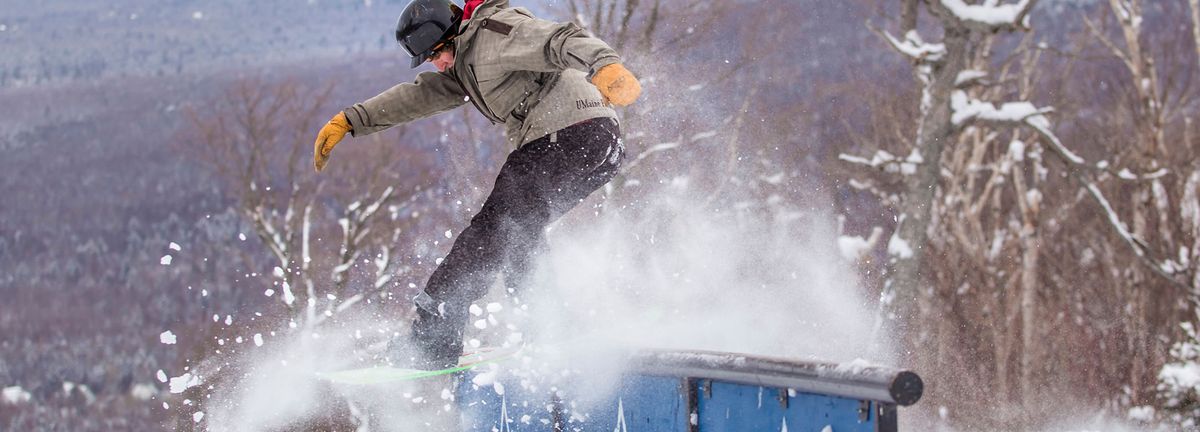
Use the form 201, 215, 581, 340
460, 65, 500, 125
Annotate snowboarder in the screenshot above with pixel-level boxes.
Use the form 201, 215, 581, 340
312, 0, 641, 369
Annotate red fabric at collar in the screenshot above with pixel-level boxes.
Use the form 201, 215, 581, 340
462, 0, 485, 20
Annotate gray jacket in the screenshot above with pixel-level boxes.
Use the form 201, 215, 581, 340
344, 0, 621, 148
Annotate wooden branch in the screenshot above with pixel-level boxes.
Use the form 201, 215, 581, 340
248, 205, 288, 268
641, 0, 660, 52
867, 22, 946, 63
622, 140, 680, 173
1021, 121, 1193, 295
939, 81, 1191, 294
591, 1, 603, 37
616, 0, 638, 50
846, 177, 900, 207
1082, 15, 1136, 76
374, 245, 394, 290
1109, 0, 1146, 76
955, 94, 1167, 182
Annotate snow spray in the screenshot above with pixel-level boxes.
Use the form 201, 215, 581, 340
200, 316, 460, 431
496, 184, 891, 413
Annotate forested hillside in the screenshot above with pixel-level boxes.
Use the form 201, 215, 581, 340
2, 0, 1198, 430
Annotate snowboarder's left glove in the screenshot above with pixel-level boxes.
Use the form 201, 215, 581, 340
591, 63, 642, 107
313, 112, 352, 172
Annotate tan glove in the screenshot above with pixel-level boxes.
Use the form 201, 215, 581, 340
313, 112, 352, 172
591, 63, 642, 107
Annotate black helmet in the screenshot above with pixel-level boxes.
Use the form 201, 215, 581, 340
396, 0, 463, 68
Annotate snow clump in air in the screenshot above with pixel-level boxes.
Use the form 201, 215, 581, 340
169, 373, 201, 394
2, 386, 32, 405
130, 383, 157, 400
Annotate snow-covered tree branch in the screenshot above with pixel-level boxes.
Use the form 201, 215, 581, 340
934, 0, 1036, 31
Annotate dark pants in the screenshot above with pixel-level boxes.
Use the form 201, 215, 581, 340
411, 117, 623, 366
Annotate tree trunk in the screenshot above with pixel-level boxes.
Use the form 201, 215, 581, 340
1191, 0, 1200, 72
1018, 206, 1041, 409
901, 0, 919, 33
886, 25, 970, 363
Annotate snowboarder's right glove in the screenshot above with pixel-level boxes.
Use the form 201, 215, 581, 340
591, 63, 642, 107
313, 112, 352, 172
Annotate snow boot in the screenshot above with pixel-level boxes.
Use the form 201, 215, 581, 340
387, 307, 463, 370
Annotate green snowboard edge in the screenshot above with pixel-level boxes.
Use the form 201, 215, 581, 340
317, 346, 521, 385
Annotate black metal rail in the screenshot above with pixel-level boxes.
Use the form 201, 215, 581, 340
626, 349, 924, 406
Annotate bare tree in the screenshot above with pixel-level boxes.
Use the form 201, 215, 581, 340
840, 1, 1200, 424
1080, 0, 1200, 406
170, 77, 457, 431
181, 78, 434, 332
856, 0, 1039, 371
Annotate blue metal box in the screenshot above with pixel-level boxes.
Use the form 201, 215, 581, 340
455, 350, 923, 431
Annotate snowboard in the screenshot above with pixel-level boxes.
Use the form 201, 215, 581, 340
317, 345, 522, 385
